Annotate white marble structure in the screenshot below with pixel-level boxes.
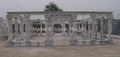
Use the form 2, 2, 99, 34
6, 11, 113, 46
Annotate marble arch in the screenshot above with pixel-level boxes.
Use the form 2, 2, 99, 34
6, 11, 113, 46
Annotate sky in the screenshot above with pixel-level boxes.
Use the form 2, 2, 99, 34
0, 0, 120, 19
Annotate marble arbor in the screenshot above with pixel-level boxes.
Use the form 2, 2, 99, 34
6, 11, 113, 46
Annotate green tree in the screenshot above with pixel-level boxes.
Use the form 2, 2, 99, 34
44, 2, 63, 11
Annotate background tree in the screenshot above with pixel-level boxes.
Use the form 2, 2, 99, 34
44, 2, 63, 11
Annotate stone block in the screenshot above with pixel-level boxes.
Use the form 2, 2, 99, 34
99, 41, 104, 45
90, 40, 96, 45
25, 41, 31, 46
69, 40, 78, 46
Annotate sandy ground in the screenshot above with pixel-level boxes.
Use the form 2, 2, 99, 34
0, 35, 120, 57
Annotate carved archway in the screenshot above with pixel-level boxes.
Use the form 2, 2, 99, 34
54, 24, 62, 33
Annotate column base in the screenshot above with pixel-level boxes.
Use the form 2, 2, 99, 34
25, 40, 31, 46
108, 40, 113, 45
100, 39, 113, 45
90, 40, 96, 45
45, 40, 53, 46
7, 40, 15, 46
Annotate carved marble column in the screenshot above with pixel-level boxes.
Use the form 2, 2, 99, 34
91, 15, 97, 40
45, 21, 53, 46
7, 15, 13, 40
88, 22, 91, 39
69, 22, 78, 46
108, 17, 113, 44
81, 21, 84, 37
23, 14, 31, 41
90, 15, 96, 45
94, 19, 98, 39
108, 19, 112, 39
14, 18, 19, 39
30, 21, 33, 38
100, 17, 104, 39
20, 18, 24, 39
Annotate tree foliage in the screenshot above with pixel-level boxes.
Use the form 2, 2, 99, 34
44, 2, 63, 11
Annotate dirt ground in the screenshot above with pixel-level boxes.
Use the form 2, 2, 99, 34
0, 39, 120, 57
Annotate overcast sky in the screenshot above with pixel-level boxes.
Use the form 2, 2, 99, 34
0, 0, 120, 19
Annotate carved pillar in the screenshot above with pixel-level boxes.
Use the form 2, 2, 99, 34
91, 15, 97, 39
30, 20, 33, 37
94, 19, 98, 39
7, 15, 13, 40
20, 18, 24, 38
88, 22, 91, 39
23, 14, 31, 41
108, 19, 112, 39
83, 20, 87, 38
40, 22, 43, 36
100, 17, 104, 39
81, 21, 84, 37
108, 16, 113, 44
84, 21, 86, 37
14, 18, 19, 39
90, 15, 96, 45
69, 22, 78, 46
45, 21, 53, 46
